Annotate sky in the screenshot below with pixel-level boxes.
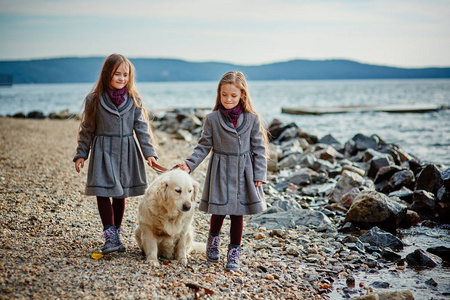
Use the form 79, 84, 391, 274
1, 0, 450, 68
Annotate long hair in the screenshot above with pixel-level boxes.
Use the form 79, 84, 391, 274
213, 71, 269, 156
78, 53, 156, 145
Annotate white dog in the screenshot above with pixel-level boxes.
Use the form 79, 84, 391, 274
135, 169, 203, 266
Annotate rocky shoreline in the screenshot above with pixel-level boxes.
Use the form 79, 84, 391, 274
1, 110, 449, 299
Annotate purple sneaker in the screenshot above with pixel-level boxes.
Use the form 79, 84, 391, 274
206, 233, 220, 262
225, 244, 241, 271
101, 226, 124, 254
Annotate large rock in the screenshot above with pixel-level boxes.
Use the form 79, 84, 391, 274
390, 169, 415, 190
352, 290, 414, 300
249, 201, 336, 232
405, 249, 442, 268
415, 164, 443, 195
366, 155, 394, 179
27, 110, 46, 119
345, 190, 407, 233
344, 133, 379, 157
442, 167, 450, 191
411, 190, 438, 221
427, 246, 450, 262
359, 226, 404, 250
330, 170, 366, 203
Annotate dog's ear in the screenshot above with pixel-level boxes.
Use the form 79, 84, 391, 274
157, 180, 169, 202
191, 180, 200, 202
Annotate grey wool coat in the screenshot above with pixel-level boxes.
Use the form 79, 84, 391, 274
185, 110, 267, 216
73, 93, 157, 198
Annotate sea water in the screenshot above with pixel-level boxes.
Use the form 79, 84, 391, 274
0, 79, 449, 166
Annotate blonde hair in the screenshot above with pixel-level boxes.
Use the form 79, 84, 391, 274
78, 53, 156, 145
213, 71, 269, 156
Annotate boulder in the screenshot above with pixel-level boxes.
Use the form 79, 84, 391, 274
389, 169, 415, 190
442, 167, 450, 191
359, 226, 404, 250
345, 190, 407, 233
341, 165, 365, 177
426, 246, 450, 262
277, 153, 303, 169
315, 145, 344, 161
27, 110, 46, 119
415, 164, 443, 195
399, 210, 421, 228
389, 187, 414, 204
288, 168, 316, 186
249, 206, 336, 232
405, 249, 442, 268
318, 134, 341, 146
12, 112, 26, 118
344, 133, 378, 157
351, 290, 414, 300
341, 187, 362, 209
366, 156, 394, 179
330, 170, 366, 203
411, 190, 438, 221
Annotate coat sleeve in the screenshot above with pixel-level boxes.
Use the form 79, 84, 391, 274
250, 115, 267, 183
134, 105, 158, 159
185, 114, 213, 172
73, 97, 94, 162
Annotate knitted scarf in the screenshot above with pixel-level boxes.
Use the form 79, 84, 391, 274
219, 103, 243, 123
107, 87, 127, 107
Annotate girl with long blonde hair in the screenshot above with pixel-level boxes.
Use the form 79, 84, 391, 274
74, 53, 158, 255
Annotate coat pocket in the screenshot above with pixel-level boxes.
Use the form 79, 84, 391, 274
86, 137, 116, 188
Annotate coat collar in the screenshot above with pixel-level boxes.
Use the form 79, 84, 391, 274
217, 110, 251, 134
101, 93, 133, 115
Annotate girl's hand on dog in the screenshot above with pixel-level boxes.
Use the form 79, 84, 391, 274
178, 162, 191, 173
147, 157, 157, 167
75, 158, 85, 173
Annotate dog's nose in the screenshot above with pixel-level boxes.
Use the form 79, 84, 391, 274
182, 203, 191, 211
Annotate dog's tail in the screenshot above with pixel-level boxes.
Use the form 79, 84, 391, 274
189, 241, 206, 254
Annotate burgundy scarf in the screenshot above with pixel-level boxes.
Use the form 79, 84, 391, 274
219, 103, 243, 123
107, 87, 127, 107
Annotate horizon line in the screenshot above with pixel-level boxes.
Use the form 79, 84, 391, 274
1, 55, 450, 70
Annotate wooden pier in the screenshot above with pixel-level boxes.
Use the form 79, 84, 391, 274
281, 104, 449, 115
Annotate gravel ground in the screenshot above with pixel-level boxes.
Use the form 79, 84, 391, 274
0, 118, 329, 300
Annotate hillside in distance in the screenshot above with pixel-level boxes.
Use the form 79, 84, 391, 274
1, 57, 450, 84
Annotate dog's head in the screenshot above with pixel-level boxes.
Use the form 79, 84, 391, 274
157, 169, 200, 213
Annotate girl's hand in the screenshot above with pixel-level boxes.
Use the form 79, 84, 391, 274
75, 158, 85, 173
255, 181, 263, 188
147, 156, 157, 167
178, 162, 191, 173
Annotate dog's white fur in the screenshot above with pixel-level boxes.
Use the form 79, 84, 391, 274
135, 169, 203, 266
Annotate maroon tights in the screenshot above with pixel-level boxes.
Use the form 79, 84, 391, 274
209, 214, 243, 246
96, 197, 125, 230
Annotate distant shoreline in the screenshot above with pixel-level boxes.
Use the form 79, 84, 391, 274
2, 57, 450, 84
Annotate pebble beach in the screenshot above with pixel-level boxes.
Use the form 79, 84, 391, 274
0, 118, 329, 300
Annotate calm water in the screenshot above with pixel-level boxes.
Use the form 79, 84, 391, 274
1, 79, 449, 166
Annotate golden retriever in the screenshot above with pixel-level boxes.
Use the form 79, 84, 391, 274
135, 169, 203, 266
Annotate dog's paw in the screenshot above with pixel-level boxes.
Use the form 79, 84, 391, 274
146, 258, 160, 267
177, 258, 188, 266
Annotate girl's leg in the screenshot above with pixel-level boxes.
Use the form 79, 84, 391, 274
112, 198, 125, 228
96, 196, 114, 229
226, 215, 243, 271
96, 197, 123, 254
112, 198, 126, 252
229, 215, 243, 246
210, 214, 226, 234
206, 214, 225, 262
